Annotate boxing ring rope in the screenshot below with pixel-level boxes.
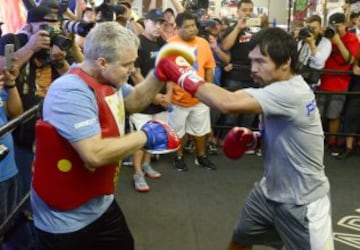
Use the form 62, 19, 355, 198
0, 104, 38, 238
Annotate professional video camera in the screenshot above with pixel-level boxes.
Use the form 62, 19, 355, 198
62, 20, 95, 37
324, 25, 336, 39
298, 26, 314, 40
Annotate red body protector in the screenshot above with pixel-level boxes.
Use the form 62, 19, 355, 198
32, 68, 125, 210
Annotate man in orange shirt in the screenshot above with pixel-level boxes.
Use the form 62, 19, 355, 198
167, 11, 216, 171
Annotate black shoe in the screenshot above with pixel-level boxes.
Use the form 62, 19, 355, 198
173, 156, 188, 172
328, 145, 342, 157
335, 148, 353, 160
195, 155, 216, 170
207, 142, 218, 155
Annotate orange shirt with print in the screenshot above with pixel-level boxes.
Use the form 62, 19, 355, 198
167, 35, 216, 107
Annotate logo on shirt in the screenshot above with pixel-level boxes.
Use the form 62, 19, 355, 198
74, 118, 96, 129
305, 99, 317, 116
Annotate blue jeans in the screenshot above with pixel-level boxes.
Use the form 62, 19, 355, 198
14, 146, 33, 203
0, 176, 17, 248
0, 176, 18, 225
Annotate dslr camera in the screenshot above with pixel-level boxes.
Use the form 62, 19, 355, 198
298, 26, 314, 40
62, 20, 95, 37
39, 24, 72, 51
36, 24, 72, 66
324, 25, 336, 39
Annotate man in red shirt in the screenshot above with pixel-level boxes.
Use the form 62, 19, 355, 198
318, 12, 360, 154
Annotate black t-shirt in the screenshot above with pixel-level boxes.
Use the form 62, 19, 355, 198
135, 35, 167, 114
222, 23, 253, 83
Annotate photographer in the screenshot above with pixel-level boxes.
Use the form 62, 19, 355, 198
0, 7, 72, 249
297, 15, 332, 89
317, 12, 360, 154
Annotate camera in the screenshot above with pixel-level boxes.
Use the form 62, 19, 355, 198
39, 24, 72, 51
298, 26, 313, 40
35, 24, 71, 66
62, 20, 94, 37
324, 25, 336, 39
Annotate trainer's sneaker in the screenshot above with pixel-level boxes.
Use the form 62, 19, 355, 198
195, 155, 216, 170
207, 142, 218, 155
133, 173, 150, 192
173, 156, 188, 172
143, 164, 161, 178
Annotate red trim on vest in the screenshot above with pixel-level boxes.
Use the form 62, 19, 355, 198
32, 68, 121, 210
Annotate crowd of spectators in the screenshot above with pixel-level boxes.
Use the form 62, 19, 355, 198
0, 0, 359, 248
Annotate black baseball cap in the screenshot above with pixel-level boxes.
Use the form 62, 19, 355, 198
27, 6, 58, 23
146, 9, 165, 22
329, 13, 345, 25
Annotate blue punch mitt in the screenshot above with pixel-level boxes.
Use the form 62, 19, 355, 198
141, 120, 180, 154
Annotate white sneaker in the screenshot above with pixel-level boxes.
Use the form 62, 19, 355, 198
143, 164, 162, 179
133, 173, 150, 192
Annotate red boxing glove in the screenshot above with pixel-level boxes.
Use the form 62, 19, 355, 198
223, 127, 261, 160
154, 43, 204, 96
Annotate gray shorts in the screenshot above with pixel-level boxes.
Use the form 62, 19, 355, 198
231, 183, 334, 249
316, 94, 346, 119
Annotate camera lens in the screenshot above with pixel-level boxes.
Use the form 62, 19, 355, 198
324, 26, 335, 39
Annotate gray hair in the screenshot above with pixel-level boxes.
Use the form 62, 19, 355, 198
83, 22, 140, 63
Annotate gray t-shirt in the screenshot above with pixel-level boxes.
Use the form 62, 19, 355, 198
245, 75, 329, 205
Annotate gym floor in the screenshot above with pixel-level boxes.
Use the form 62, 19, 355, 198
116, 148, 360, 250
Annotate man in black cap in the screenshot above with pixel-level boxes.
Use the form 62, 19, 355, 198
129, 8, 170, 192
0, 7, 70, 248
317, 12, 360, 155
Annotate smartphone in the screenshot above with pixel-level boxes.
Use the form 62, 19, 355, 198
246, 17, 261, 27
4, 43, 14, 69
